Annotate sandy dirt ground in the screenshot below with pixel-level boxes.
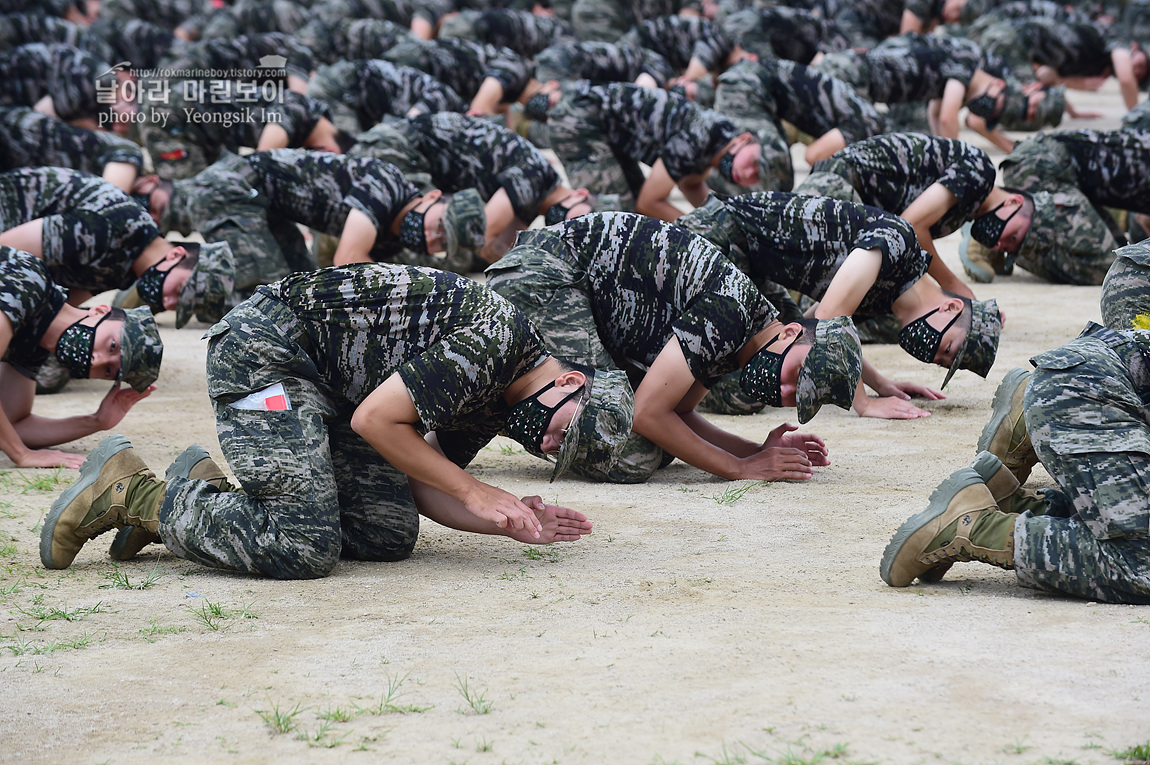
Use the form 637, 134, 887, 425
1, 85, 1148, 765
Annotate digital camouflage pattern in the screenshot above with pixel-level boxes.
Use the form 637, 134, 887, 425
141, 88, 333, 180
307, 59, 466, 134
794, 316, 863, 424
1041, 129, 1150, 212
0, 11, 114, 62
163, 264, 551, 578
816, 33, 984, 105
88, 17, 180, 71
0, 246, 67, 380
295, 16, 415, 66
719, 192, 928, 317
999, 131, 1127, 284
829, 0, 902, 50
1022, 17, 1118, 78
199, 0, 309, 40
117, 305, 164, 392
569, 0, 700, 43
395, 112, 560, 224
1017, 323, 1150, 603
0, 167, 161, 293
99, 0, 213, 31
174, 240, 235, 329
305, 0, 450, 31
383, 38, 534, 104
0, 42, 112, 123
487, 214, 776, 481
533, 40, 673, 87
439, 9, 573, 60
1121, 98, 1150, 131
547, 81, 740, 206
1101, 241, 1150, 330
0, 106, 143, 176
719, 6, 848, 66
348, 122, 434, 189
800, 134, 995, 239
617, 14, 734, 73
164, 150, 420, 289
160, 32, 314, 84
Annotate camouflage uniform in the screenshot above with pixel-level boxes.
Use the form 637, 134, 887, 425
0, 107, 144, 177
815, 33, 985, 106
1101, 241, 1150, 331
616, 15, 735, 73
99, 0, 214, 33
569, 0, 700, 43
0, 246, 67, 381
799, 134, 996, 241
439, 9, 574, 59
487, 212, 776, 482
547, 81, 740, 209
0, 167, 160, 293
295, 17, 415, 67
160, 32, 315, 85
140, 87, 333, 180
966, 3, 1093, 82
162, 150, 424, 291
1121, 98, 1150, 131
88, 17, 182, 71
1016, 322, 1150, 603
999, 129, 1150, 284
199, 0, 309, 40
533, 40, 674, 87
0, 43, 112, 124
306, 59, 466, 134
162, 264, 548, 579
383, 38, 535, 105
714, 59, 886, 193
830, 0, 903, 51
0, 11, 115, 62
719, 6, 848, 66
355, 113, 561, 225
304, 0, 452, 33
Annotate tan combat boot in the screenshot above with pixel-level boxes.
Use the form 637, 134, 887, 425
109, 445, 241, 561
40, 435, 164, 569
959, 223, 1005, 283
881, 467, 1016, 587
977, 368, 1038, 484
970, 450, 1047, 515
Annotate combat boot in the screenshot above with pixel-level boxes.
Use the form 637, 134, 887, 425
109, 445, 241, 561
959, 223, 1006, 283
977, 368, 1038, 484
34, 355, 70, 395
40, 435, 165, 569
111, 284, 144, 310
881, 467, 1016, 587
970, 450, 1046, 515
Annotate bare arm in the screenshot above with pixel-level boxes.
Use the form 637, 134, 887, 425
256, 123, 292, 151
467, 76, 506, 116
677, 172, 711, 209
637, 161, 688, 221
1111, 48, 1141, 110
351, 372, 542, 535
899, 183, 975, 298
934, 79, 967, 139
102, 162, 139, 192
332, 208, 379, 266
963, 111, 1015, 154
813, 247, 881, 319
0, 219, 45, 257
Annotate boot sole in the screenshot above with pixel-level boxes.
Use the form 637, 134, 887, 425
880, 468, 984, 587
970, 450, 1005, 484
40, 434, 132, 569
959, 224, 995, 284
164, 445, 211, 482
976, 367, 1031, 456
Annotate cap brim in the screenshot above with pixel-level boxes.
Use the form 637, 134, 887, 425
175, 275, 194, 329
940, 331, 970, 389
549, 384, 592, 482
796, 355, 818, 425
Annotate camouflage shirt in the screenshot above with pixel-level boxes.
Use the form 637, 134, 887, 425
442, 9, 573, 59
535, 40, 673, 87
724, 192, 929, 317
354, 59, 466, 126
0, 247, 66, 378
619, 14, 735, 72
88, 17, 181, 71
0, 43, 111, 123
161, 32, 315, 83
100, 0, 214, 30
815, 133, 996, 238
199, 0, 309, 39
1052, 129, 1150, 211
721, 6, 847, 65
297, 17, 415, 66
572, 81, 740, 181
1024, 18, 1118, 77
0, 167, 160, 292
400, 112, 560, 222
261, 263, 547, 467
0, 107, 144, 175
383, 38, 534, 103
541, 212, 775, 387
0, 11, 114, 62
864, 34, 984, 103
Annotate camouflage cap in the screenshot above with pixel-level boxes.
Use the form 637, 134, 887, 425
119, 306, 163, 392
941, 298, 1001, 388
998, 84, 1065, 131
796, 316, 862, 424
1013, 189, 1055, 265
175, 241, 235, 329
443, 188, 487, 265
551, 369, 634, 482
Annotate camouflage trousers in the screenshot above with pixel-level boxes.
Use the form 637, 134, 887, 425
1101, 241, 1150, 331
547, 92, 639, 210
486, 240, 665, 483
1016, 328, 1150, 603
160, 294, 419, 579
138, 86, 215, 180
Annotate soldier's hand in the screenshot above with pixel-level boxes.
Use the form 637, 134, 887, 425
462, 483, 544, 537
875, 380, 945, 401
763, 423, 829, 466
857, 395, 932, 419
94, 383, 156, 430
734, 446, 814, 482
16, 449, 84, 470
509, 496, 593, 544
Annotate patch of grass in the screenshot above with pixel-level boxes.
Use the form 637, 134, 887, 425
1002, 738, 1032, 755
6, 630, 98, 655
363, 672, 433, 715
453, 673, 492, 715
0, 541, 19, 557
710, 480, 769, 506
187, 600, 231, 631
20, 469, 69, 493
139, 618, 188, 642
317, 706, 356, 723
1112, 742, 1150, 764
497, 566, 528, 581
476, 736, 493, 752
297, 720, 349, 748
696, 742, 747, 764
13, 601, 108, 629
100, 563, 166, 590
522, 546, 561, 562
255, 700, 306, 734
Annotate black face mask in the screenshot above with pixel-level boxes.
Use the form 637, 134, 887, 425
56, 311, 114, 380
898, 307, 963, 364
739, 333, 793, 406
718, 150, 737, 183
505, 381, 582, 457
524, 91, 552, 122
966, 91, 1001, 129
399, 207, 429, 256
970, 201, 1022, 249
136, 255, 184, 313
